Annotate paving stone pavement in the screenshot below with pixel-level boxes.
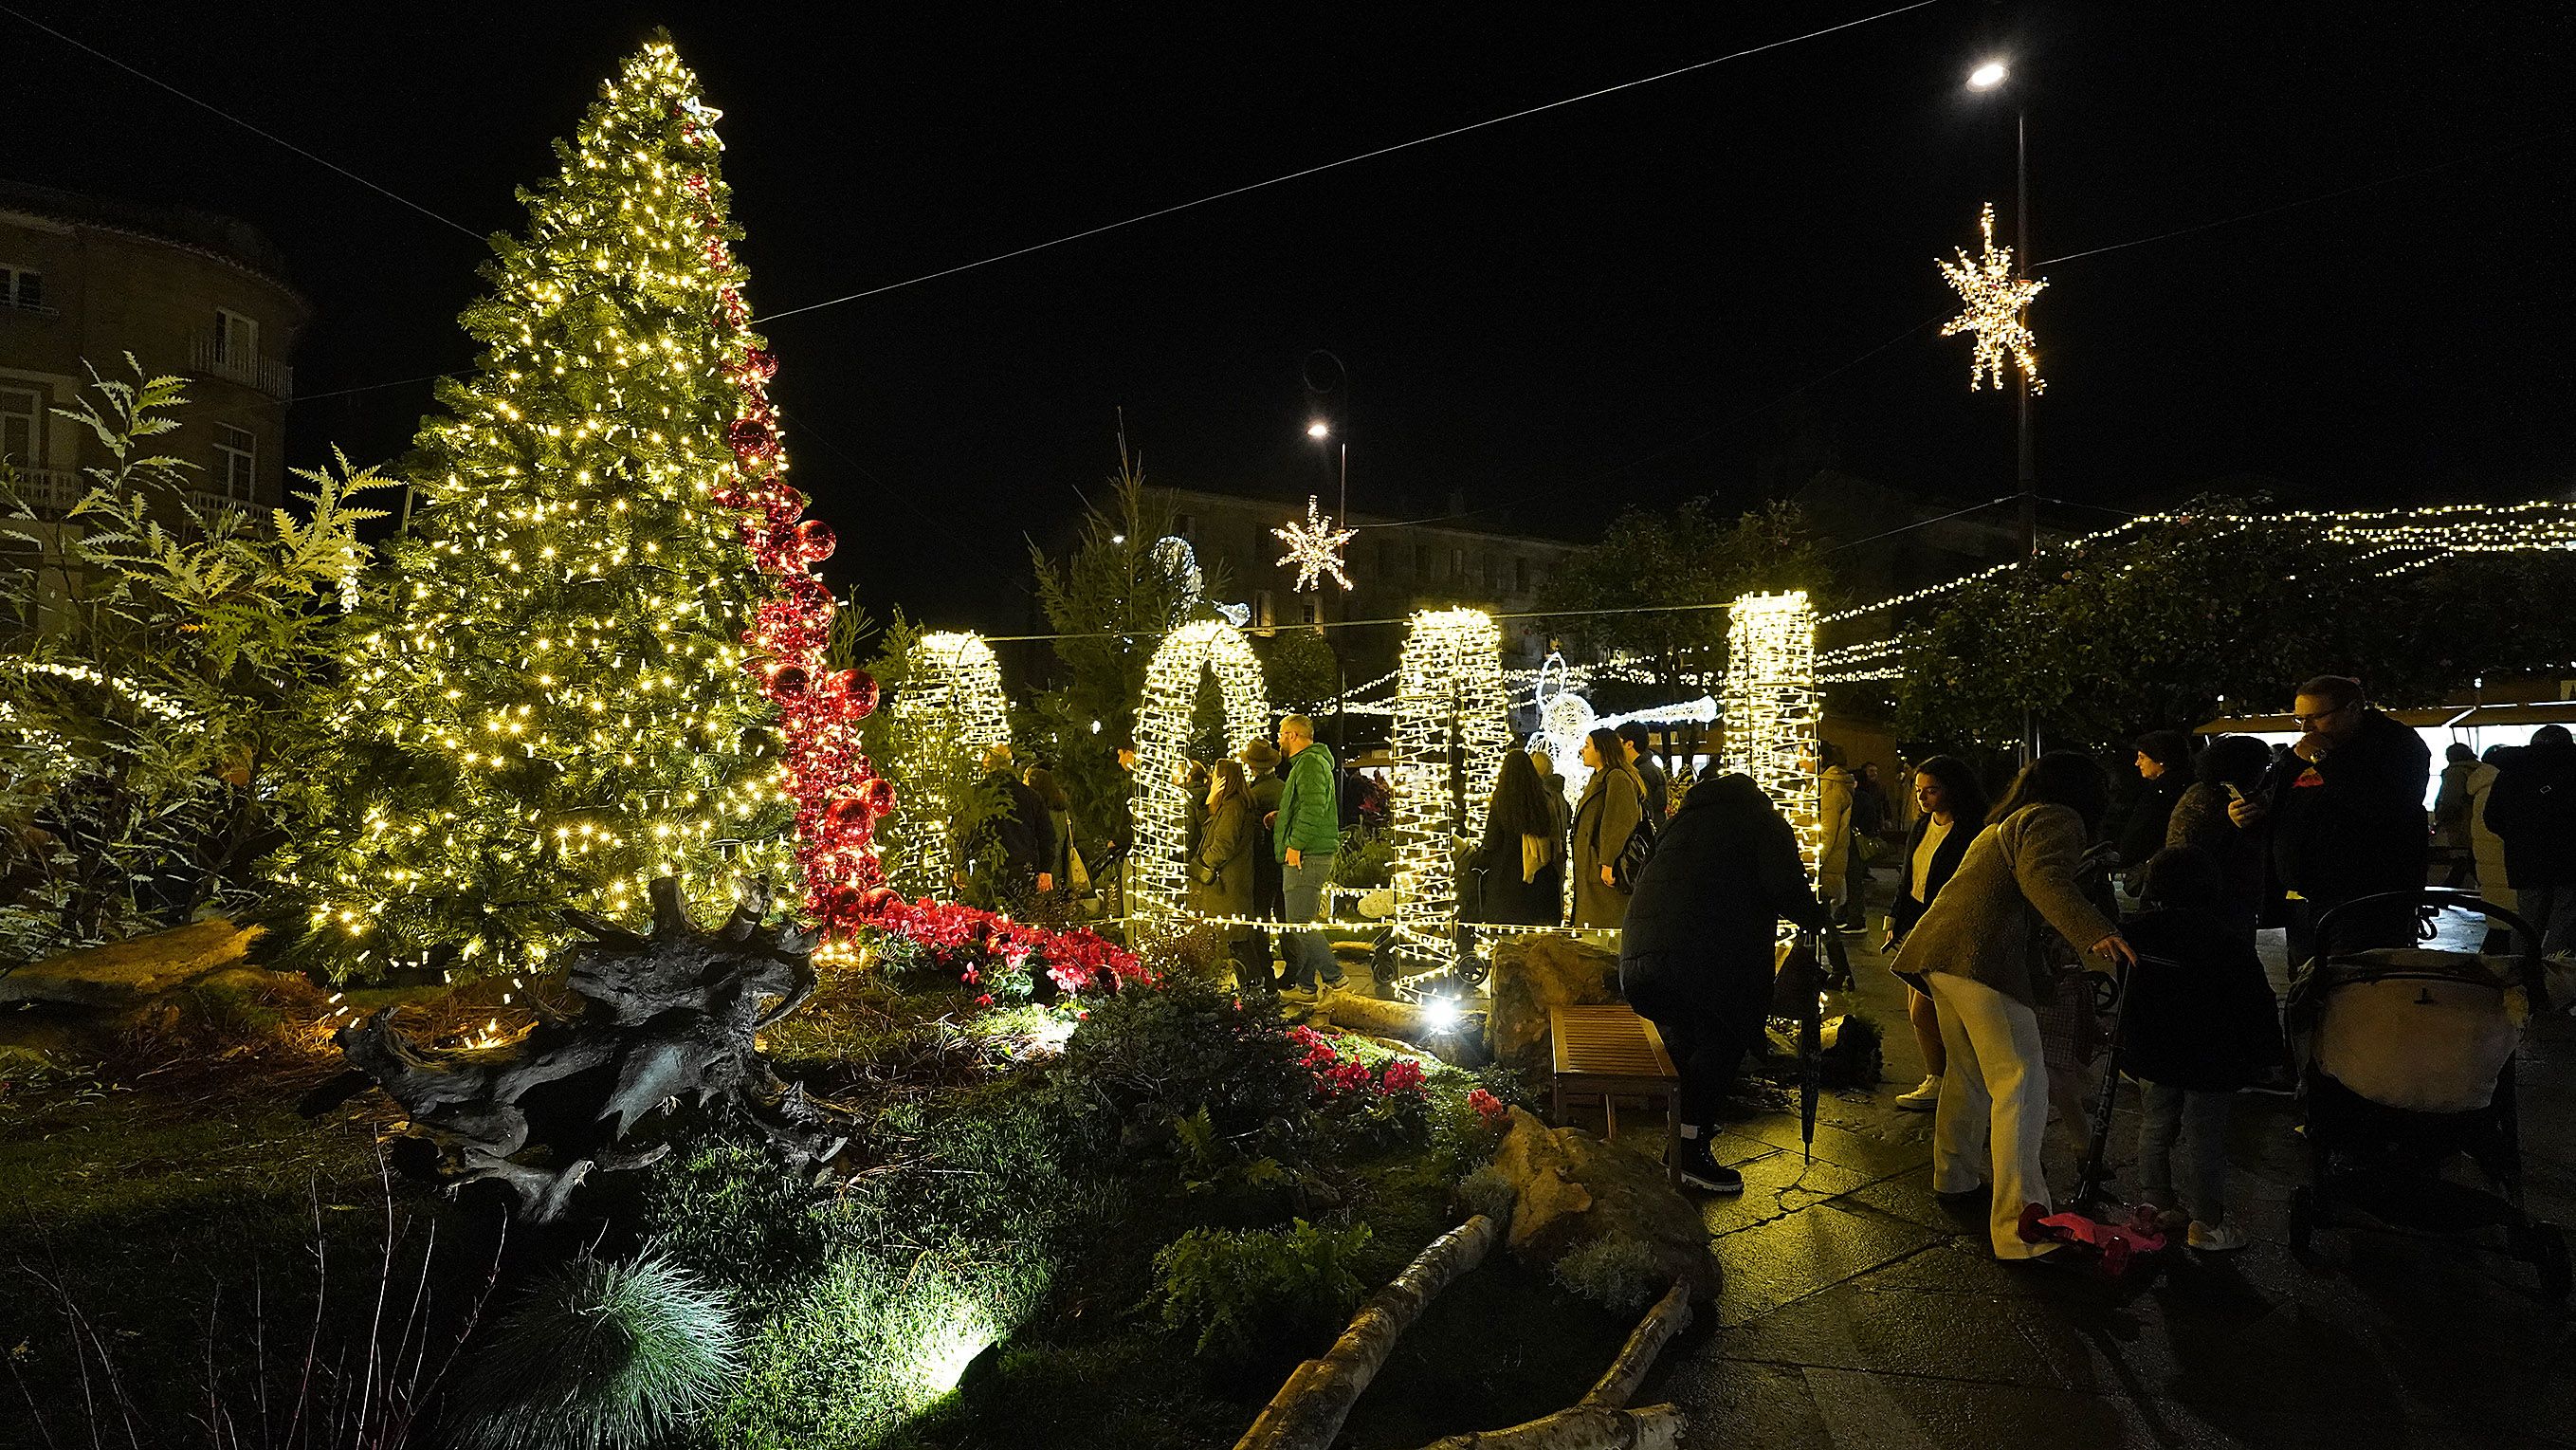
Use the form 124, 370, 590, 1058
1589, 890, 2576, 1449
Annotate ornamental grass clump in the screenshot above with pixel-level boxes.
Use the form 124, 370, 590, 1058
446, 1247, 740, 1450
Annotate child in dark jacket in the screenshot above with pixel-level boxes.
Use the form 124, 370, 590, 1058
2121, 846, 2287, 1253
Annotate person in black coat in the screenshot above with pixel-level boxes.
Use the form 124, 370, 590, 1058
2483, 724, 2576, 955
1467, 749, 1562, 926
1880, 755, 1990, 1113
2116, 730, 2194, 872
969, 745, 1050, 910
2120, 846, 2285, 1253
2237, 675, 2432, 964
1618, 772, 1830, 1195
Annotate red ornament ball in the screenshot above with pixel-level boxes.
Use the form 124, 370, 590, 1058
727, 418, 779, 458
859, 885, 899, 914
795, 519, 836, 564
742, 348, 779, 381
765, 663, 809, 698
840, 670, 879, 719
824, 796, 874, 831
862, 777, 896, 814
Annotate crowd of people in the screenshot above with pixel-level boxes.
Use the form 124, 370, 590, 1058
959, 670, 2558, 1257
1607, 671, 2562, 1267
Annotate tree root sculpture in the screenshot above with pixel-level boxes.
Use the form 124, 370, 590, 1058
310, 876, 844, 1222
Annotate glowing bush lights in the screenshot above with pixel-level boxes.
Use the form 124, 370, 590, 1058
1389, 609, 1511, 959
1130, 620, 1269, 916
1723, 593, 1822, 890
880, 632, 1012, 898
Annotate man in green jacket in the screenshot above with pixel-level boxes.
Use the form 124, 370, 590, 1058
1270, 714, 1344, 1000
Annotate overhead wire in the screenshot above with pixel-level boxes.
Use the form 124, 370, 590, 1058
749, 0, 1946, 323
0, 3, 484, 243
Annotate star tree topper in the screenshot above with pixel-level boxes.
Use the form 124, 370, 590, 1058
1938, 203, 2048, 395
1273, 495, 1357, 592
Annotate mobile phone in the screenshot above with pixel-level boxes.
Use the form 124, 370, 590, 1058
2224, 782, 2246, 804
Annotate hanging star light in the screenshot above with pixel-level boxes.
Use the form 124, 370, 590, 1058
1272, 496, 1357, 592
1938, 203, 2048, 395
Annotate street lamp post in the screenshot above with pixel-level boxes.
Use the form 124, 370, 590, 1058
1306, 417, 1350, 751
1972, 57, 2041, 762
1968, 58, 2035, 563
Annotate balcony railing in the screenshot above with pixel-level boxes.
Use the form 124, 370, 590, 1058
188, 332, 295, 400
9, 467, 84, 511
1, 297, 61, 320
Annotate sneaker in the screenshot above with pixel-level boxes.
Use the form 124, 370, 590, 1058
2187, 1221, 2248, 1253
1677, 1141, 1745, 1196
1893, 1075, 1941, 1111
1279, 985, 1321, 1005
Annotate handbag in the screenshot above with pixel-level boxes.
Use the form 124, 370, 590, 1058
1611, 815, 1656, 893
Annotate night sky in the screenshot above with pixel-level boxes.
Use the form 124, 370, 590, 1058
9, 2, 2570, 633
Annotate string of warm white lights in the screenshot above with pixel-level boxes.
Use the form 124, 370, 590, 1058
882, 632, 1013, 898
1823, 499, 2576, 624
1130, 619, 1270, 916
1724, 594, 1822, 898
3, 659, 189, 721
1386, 609, 1515, 968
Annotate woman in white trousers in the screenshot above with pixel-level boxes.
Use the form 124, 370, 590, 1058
1892, 754, 2134, 1260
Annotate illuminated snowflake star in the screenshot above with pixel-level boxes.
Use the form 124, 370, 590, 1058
1938, 203, 2048, 395
1272, 496, 1357, 592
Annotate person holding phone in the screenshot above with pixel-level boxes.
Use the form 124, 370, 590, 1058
2163, 734, 2275, 945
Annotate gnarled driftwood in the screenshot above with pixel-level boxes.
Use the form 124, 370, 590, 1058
312, 876, 844, 1222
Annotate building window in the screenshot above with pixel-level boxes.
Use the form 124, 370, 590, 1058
0, 385, 42, 467
1413, 543, 1429, 578
1514, 557, 1531, 594
213, 308, 258, 365
214, 423, 256, 499
1254, 589, 1275, 631
1452, 547, 1467, 582
1, 266, 42, 312
1299, 598, 1319, 626
1175, 511, 1195, 539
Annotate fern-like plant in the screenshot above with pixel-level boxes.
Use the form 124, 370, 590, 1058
0, 358, 394, 958
1151, 1218, 1371, 1364
445, 1247, 741, 1450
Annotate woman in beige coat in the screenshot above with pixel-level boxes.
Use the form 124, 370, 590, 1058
1572, 728, 1645, 929
1891, 753, 2135, 1260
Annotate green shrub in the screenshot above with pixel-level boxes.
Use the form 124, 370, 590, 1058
639, 1133, 835, 1308
1050, 978, 1311, 1163
446, 1247, 740, 1450
1548, 1234, 1665, 1314
1330, 826, 1394, 889
1151, 1218, 1372, 1364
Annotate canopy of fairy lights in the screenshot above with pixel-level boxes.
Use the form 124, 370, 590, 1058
1130, 619, 1269, 916
882, 632, 1013, 898
1387, 608, 1513, 964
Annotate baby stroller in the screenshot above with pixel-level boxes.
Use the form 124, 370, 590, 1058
2284, 889, 2569, 1300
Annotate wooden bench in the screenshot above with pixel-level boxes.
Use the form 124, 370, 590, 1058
1549, 1004, 1683, 1188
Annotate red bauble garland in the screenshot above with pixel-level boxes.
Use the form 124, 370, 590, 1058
681, 117, 1149, 992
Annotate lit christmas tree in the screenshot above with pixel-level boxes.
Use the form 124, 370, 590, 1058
278, 34, 888, 975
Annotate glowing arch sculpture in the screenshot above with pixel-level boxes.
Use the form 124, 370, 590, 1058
882, 631, 1014, 898
1132, 619, 1269, 915
1389, 609, 1514, 961
1721, 592, 1822, 884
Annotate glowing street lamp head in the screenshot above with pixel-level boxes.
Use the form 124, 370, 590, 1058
1306, 420, 1331, 440
1967, 59, 2008, 90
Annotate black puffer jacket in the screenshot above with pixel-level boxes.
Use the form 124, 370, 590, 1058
2119, 908, 2285, 1092
2484, 737, 2576, 890
1618, 775, 1829, 1044
2265, 708, 2431, 909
